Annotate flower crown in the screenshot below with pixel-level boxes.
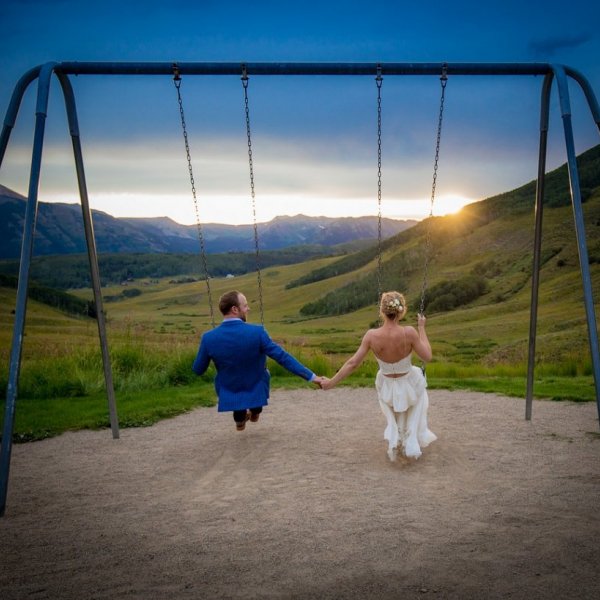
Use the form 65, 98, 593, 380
385, 298, 403, 313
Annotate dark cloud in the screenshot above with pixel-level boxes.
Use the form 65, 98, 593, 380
528, 32, 593, 57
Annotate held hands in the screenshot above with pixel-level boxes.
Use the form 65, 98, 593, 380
320, 377, 334, 391
312, 375, 332, 390
417, 313, 427, 328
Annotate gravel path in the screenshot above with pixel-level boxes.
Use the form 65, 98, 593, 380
1, 389, 599, 599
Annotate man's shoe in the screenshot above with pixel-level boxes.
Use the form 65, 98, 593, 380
236, 411, 250, 431
250, 413, 260, 423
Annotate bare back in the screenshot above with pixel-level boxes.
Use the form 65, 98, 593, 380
368, 323, 413, 363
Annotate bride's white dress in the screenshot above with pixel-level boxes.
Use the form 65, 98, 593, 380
375, 355, 437, 461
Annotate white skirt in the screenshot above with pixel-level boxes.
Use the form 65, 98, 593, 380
375, 365, 437, 460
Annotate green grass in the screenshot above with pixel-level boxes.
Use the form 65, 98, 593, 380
1, 381, 216, 443
427, 375, 596, 402
0, 344, 206, 399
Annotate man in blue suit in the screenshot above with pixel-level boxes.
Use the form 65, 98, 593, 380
193, 290, 323, 431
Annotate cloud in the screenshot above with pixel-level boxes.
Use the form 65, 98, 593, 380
528, 32, 593, 57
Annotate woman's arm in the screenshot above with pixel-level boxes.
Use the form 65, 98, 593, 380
408, 314, 432, 363
322, 331, 372, 390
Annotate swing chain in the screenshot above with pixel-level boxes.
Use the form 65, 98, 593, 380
241, 65, 264, 326
172, 64, 215, 328
376, 65, 383, 302
419, 63, 448, 317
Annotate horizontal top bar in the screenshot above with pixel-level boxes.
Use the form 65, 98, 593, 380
55, 61, 554, 77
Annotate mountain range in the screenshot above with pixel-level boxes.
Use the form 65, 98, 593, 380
0, 185, 415, 258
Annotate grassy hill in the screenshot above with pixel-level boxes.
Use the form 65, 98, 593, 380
293, 144, 600, 316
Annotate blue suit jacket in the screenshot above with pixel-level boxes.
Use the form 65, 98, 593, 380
192, 319, 314, 412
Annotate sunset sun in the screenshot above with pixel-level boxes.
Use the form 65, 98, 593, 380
433, 194, 474, 216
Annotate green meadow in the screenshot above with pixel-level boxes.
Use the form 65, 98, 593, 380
1, 147, 600, 441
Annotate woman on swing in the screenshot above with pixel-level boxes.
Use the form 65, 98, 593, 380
321, 291, 437, 461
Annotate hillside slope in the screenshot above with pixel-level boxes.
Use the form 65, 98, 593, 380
296, 144, 600, 315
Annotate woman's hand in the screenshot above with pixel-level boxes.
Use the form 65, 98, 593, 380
320, 377, 334, 391
413, 313, 432, 362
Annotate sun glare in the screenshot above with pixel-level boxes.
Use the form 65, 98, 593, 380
432, 194, 474, 216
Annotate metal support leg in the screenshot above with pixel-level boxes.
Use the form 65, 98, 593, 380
526, 73, 553, 420
56, 73, 119, 439
553, 65, 600, 425
0, 67, 42, 167
0, 63, 56, 517
564, 66, 600, 130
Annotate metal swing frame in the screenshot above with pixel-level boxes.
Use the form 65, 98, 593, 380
1, 61, 600, 517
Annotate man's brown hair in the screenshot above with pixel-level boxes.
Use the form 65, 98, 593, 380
218, 290, 241, 315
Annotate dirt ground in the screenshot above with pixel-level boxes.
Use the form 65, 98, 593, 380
1, 388, 599, 599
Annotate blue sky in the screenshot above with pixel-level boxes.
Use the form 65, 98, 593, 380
0, 0, 599, 225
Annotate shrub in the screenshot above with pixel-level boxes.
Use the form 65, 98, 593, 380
299, 262, 408, 317
121, 288, 142, 298
423, 275, 489, 313
0, 273, 95, 318
168, 351, 202, 386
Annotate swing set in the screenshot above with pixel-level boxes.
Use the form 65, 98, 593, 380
1, 62, 599, 517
